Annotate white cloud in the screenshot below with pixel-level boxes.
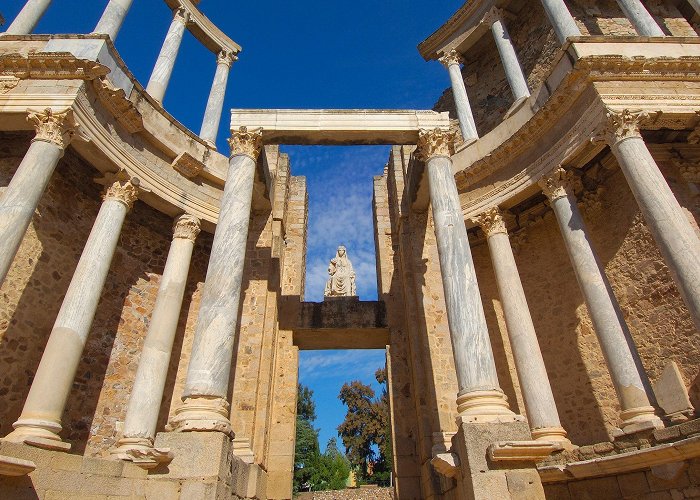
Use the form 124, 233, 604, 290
299, 350, 386, 384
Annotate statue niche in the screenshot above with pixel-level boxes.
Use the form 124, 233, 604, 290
324, 245, 357, 297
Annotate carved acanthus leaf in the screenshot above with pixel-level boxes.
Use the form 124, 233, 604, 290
0, 76, 19, 94
173, 214, 201, 241
438, 49, 463, 68
27, 108, 76, 149
596, 109, 648, 145
539, 168, 576, 202
228, 126, 263, 160
96, 169, 140, 210
92, 78, 144, 134
416, 128, 456, 162
471, 207, 508, 238
217, 50, 237, 68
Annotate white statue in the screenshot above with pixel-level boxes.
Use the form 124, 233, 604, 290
324, 245, 356, 297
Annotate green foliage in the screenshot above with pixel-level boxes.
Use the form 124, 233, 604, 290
297, 383, 317, 422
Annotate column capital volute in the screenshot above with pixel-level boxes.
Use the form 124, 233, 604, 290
471, 206, 508, 238
416, 128, 456, 162
97, 169, 140, 210
539, 167, 575, 202
228, 126, 263, 161
595, 109, 648, 146
173, 213, 201, 241
217, 50, 237, 68
27, 108, 76, 150
482, 6, 504, 27
438, 49, 464, 69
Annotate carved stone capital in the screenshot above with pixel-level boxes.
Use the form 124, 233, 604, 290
438, 49, 463, 68
471, 207, 508, 238
27, 108, 76, 149
173, 7, 191, 24
416, 128, 456, 162
598, 109, 648, 145
482, 6, 503, 26
97, 170, 140, 210
173, 214, 201, 241
539, 168, 575, 202
228, 126, 263, 160
217, 50, 237, 68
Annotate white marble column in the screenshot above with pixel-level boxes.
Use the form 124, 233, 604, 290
0, 108, 75, 287
539, 0, 581, 44
603, 110, 700, 331
417, 129, 517, 423
539, 168, 662, 434
111, 214, 201, 468
146, 7, 189, 103
438, 50, 478, 143
4, 0, 52, 34
485, 9, 530, 104
93, 0, 134, 41
200, 51, 236, 146
3, 173, 139, 450
472, 207, 568, 443
615, 0, 665, 36
168, 127, 262, 435
689, 0, 700, 16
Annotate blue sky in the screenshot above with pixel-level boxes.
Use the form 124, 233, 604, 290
4, 0, 461, 452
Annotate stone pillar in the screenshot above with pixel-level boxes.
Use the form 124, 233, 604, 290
199, 51, 236, 146
3, 173, 139, 450
485, 8, 530, 104
472, 207, 568, 444
0, 108, 75, 287
111, 214, 201, 468
168, 127, 262, 435
539, 0, 581, 44
539, 168, 662, 434
603, 110, 700, 331
417, 128, 517, 423
438, 50, 478, 143
146, 7, 189, 103
4, 0, 52, 35
93, 0, 134, 41
614, 0, 665, 36
690, 0, 700, 16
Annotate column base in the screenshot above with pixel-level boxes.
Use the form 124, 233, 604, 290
456, 389, 525, 424
166, 396, 234, 437
3, 418, 71, 451
613, 406, 664, 437
531, 426, 575, 450
110, 437, 173, 469
232, 437, 255, 464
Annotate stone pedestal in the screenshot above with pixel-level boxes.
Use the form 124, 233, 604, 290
200, 51, 235, 145
4, 0, 52, 35
146, 7, 188, 103
93, 0, 134, 41
615, 0, 664, 36
439, 51, 478, 142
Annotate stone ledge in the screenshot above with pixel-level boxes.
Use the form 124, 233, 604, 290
0, 454, 36, 476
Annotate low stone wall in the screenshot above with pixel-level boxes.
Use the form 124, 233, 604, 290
297, 486, 395, 500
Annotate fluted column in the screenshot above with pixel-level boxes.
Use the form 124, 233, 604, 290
146, 7, 189, 103
539, 168, 662, 434
168, 127, 262, 435
472, 207, 568, 443
4, 0, 52, 34
200, 51, 236, 146
4, 173, 139, 450
602, 110, 700, 331
0, 108, 75, 286
111, 214, 201, 468
615, 0, 665, 36
417, 129, 517, 423
485, 8, 530, 104
93, 0, 134, 41
438, 50, 478, 143
539, 0, 581, 44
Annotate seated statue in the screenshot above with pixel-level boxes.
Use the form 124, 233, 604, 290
324, 245, 356, 297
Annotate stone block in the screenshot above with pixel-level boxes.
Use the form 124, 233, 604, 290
568, 477, 622, 499
144, 479, 180, 500
654, 362, 695, 422
152, 432, 228, 480
80, 456, 125, 477
543, 483, 571, 500
647, 463, 690, 491
506, 468, 546, 499
679, 419, 700, 438
618, 471, 650, 496
654, 426, 683, 443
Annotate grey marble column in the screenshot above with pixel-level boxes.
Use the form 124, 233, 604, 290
146, 7, 189, 103
199, 51, 236, 146
4, 0, 52, 34
0, 108, 75, 287
3, 173, 139, 450
438, 50, 478, 143
168, 127, 262, 435
690, 0, 700, 16
604, 110, 700, 332
418, 129, 517, 423
111, 214, 201, 468
93, 0, 134, 41
486, 9, 530, 104
472, 207, 569, 443
615, 0, 665, 36
539, 0, 581, 44
539, 168, 662, 434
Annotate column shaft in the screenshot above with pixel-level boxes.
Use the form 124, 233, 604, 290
490, 17, 530, 103
539, 0, 581, 44
690, 0, 700, 16
615, 0, 665, 36
440, 51, 478, 142
93, 0, 134, 41
5, 0, 52, 34
200, 52, 234, 145
146, 8, 188, 103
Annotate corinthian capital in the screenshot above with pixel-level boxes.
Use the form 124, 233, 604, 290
539, 167, 575, 201
27, 108, 76, 149
173, 7, 191, 24
228, 126, 263, 160
481, 7, 503, 26
416, 128, 456, 162
438, 49, 463, 68
98, 170, 140, 210
173, 214, 201, 241
598, 109, 648, 145
471, 207, 508, 238
217, 51, 237, 68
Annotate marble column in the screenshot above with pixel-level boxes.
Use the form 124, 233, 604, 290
4, 173, 139, 450
93, 0, 134, 41
4, 0, 52, 35
199, 51, 236, 146
111, 214, 201, 468
485, 9, 530, 104
438, 50, 478, 143
0, 108, 75, 287
615, 0, 665, 36
472, 207, 568, 443
146, 7, 189, 103
690, 0, 700, 16
168, 127, 262, 435
539, 168, 662, 433
539, 0, 581, 44
417, 129, 517, 423
603, 110, 700, 331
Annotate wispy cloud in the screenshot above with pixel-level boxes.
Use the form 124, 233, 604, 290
299, 350, 386, 384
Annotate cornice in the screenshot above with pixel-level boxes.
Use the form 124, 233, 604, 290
0, 52, 109, 80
